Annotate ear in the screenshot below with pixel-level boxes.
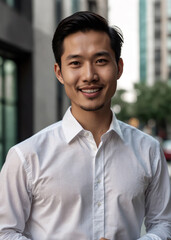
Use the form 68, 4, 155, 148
54, 63, 64, 84
117, 58, 124, 80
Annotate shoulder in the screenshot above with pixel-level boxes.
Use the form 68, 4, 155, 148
117, 121, 163, 176
10, 120, 64, 160
118, 120, 160, 150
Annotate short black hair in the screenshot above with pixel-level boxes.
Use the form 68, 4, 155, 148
52, 11, 123, 68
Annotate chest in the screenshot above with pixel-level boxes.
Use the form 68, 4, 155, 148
31, 143, 150, 207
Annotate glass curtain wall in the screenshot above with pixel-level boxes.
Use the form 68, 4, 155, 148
139, 0, 147, 83
0, 0, 20, 9
72, 0, 80, 12
0, 56, 18, 169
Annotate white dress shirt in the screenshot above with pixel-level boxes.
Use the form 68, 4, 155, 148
0, 107, 171, 240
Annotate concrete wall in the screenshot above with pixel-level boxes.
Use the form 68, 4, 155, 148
32, 0, 58, 132
97, 0, 108, 19
0, 2, 32, 52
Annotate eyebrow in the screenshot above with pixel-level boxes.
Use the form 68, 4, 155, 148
66, 51, 111, 61
94, 51, 111, 57
66, 54, 81, 61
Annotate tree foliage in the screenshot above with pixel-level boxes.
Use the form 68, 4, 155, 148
133, 81, 171, 125
111, 89, 132, 121
112, 81, 171, 130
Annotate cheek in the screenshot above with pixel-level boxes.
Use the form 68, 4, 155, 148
101, 66, 118, 79
62, 71, 80, 86
103, 70, 118, 87
109, 81, 117, 95
106, 75, 118, 95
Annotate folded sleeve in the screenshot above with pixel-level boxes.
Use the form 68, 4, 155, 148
139, 141, 171, 240
0, 147, 32, 240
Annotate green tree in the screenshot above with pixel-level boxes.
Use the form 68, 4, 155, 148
133, 81, 171, 136
112, 89, 132, 121
112, 82, 171, 137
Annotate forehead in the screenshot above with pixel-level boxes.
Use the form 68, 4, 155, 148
62, 30, 114, 57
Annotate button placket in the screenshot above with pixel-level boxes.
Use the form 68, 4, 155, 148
93, 148, 105, 240
83, 131, 97, 153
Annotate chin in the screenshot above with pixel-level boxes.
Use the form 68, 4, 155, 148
80, 104, 105, 112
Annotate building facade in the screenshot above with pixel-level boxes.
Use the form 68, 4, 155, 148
139, 0, 171, 85
0, 0, 108, 168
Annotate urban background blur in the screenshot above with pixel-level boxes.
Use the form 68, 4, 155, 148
0, 0, 171, 170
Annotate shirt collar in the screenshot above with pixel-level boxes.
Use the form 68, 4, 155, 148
62, 107, 124, 143
62, 107, 83, 143
107, 110, 124, 141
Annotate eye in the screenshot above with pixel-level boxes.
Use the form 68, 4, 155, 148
69, 61, 81, 67
96, 58, 108, 65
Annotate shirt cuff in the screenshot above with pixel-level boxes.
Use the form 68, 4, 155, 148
137, 233, 162, 240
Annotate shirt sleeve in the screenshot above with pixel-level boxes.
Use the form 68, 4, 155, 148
0, 147, 32, 240
139, 141, 171, 240
138, 233, 162, 239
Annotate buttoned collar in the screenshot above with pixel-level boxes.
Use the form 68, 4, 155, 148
62, 107, 124, 144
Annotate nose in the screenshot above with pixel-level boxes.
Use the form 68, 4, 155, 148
82, 62, 99, 82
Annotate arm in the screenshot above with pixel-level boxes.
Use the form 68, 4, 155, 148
138, 141, 171, 240
0, 148, 32, 240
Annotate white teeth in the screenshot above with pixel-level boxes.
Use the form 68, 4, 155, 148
81, 89, 99, 93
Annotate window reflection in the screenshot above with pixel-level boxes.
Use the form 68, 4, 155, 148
6, 0, 15, 7
0, 56, 3, 168
72, 0, 80, 12
0, 0, 20, 10
0, 56, 18, 169
4, 60, 17, 103
0, 57, 2, 99
168, 0, 171, 17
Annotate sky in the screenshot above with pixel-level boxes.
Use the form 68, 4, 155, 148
108, 0, 139, 101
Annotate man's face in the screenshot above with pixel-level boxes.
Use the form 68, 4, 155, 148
54, 30, 123, 114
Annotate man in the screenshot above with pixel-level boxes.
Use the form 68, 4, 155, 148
0, 11, 171, 240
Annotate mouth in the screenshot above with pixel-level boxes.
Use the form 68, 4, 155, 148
78, 87, 103, 98
80, 88, 101, 93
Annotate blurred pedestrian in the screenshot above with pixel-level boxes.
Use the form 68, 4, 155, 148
0, 11, 171, 240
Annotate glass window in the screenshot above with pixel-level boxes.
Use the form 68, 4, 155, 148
139, 0, 147, 83
0, 57, 2, 100
168, 54, 171, 67
168, 21, 171, 34
0, 57, 3, 169
0, 57, 18, 169
0, 0, 20, 10
6, 0, 15, 7
5, 105, 17, 153
4, 60, 17, 103
168, 0, 171, 17
56, 0, 62, 23
72, 0, 80, 12
168, 37, 171, 50
88, 0, 97, 12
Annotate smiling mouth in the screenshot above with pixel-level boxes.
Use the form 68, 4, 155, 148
80, 89, 101, 93
78, 87, 103, 98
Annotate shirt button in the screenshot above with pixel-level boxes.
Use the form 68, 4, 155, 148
97, 202, 101, 207
97, 179, 101, 184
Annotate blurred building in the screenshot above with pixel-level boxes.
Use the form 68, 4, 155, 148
139, 0, 171, 85
0, 0, 108, 168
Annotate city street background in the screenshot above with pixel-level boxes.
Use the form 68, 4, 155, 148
0, 0, 171, 237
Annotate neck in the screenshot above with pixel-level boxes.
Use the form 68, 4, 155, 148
71, 106, 112, 146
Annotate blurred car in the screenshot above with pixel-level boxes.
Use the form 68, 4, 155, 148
162, 140, 171, 161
